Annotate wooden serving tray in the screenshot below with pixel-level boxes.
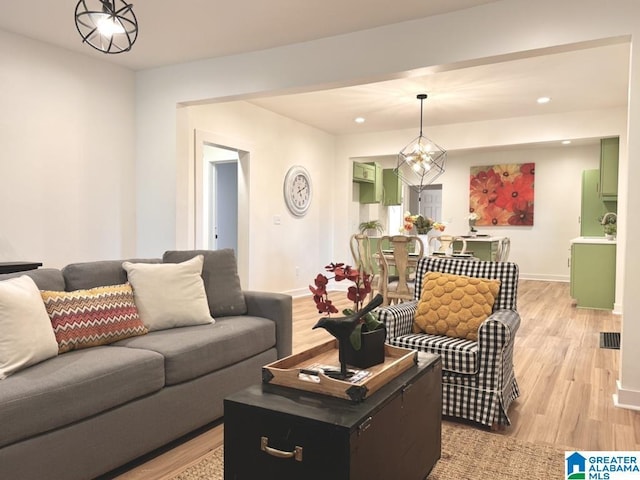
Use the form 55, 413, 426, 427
262, 340, 418, 402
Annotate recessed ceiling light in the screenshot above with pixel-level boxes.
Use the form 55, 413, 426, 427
354, 117, 365, 124
562, 140, 572, 145
537, 96, 551, 104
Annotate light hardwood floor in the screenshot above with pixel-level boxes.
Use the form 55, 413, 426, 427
115, 280, 639, 479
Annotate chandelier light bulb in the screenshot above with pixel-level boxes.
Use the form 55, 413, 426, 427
96, 15, 125, 37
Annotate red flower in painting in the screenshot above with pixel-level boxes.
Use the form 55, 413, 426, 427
469, 169, 501, 207
494, 174, 534, 211
509, 201, 534, 225
482, 203, 513, 226
520, 163, 535, 177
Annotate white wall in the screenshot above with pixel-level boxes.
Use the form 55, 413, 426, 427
183, 101, 336, 293
0, 30, 136, 268
447, 145, 601, 280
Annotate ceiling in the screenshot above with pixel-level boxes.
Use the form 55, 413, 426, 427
0, 0, 631, 136
250, 42, 630, 136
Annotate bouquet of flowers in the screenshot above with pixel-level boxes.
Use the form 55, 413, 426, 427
401, 211, 446, 235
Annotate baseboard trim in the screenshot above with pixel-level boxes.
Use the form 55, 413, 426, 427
613, 380, 640, 411
514, 273, 569, 282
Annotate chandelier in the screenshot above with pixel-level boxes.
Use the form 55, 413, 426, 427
75, 0, 138, 54
395, 94, 446, 196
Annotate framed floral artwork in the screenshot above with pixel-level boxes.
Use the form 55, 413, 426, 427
469, 163, 535, 226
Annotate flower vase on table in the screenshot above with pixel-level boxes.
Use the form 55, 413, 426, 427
417, 234, 430, 253
340, 323, 386, 369
468, 212, 479, 237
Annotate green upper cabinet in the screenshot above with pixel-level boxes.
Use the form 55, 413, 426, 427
359, 162, 383, 203
600, 137, 619, 201
580, 169, 609, 236
382, 168, 402, 205
353, 162, 375, 183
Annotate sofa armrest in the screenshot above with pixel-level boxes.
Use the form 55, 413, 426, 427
244, 291, 292, 358
376, 300, 418, 340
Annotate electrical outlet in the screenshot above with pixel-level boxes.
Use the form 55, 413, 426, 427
273, 215, 281, 225
295, 266, 299, 278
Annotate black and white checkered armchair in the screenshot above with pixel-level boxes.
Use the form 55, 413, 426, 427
377, 256, 521, 427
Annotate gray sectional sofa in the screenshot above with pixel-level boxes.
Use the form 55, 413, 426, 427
0, 249, 292, 480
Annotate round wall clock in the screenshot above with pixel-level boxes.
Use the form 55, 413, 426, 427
283, 165, 312, 217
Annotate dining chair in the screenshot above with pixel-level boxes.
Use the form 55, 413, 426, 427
377, 235, 424, 306
349, 233, 378, 300
495, 237, 511, 261
429, 235, 467, 256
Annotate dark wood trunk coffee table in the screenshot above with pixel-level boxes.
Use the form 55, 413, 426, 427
224, 352, 442, 480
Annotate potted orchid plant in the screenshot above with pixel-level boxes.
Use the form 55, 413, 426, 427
309, 263, 385, 368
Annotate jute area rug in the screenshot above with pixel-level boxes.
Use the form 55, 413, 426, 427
171, 420, 566, 480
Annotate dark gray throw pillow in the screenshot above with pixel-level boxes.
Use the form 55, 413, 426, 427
162, 249, 247, 317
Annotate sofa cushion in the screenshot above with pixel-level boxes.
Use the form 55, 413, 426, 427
0, 345, 165, 448
0, 268, 65, 291
0, 276, 59, 379
114, 316, 276, 385
123, 255, 213, 332
414, 272, 500, 341
163, 249, 248, 317
41, 283, 148, 353
62, 258, 161, 291
390, 333, 479, 375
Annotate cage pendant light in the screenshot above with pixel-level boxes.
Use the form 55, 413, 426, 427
75, 0, 138, 54
395, 94, 446, 196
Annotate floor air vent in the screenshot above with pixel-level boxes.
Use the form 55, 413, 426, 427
600, 332, 620, 350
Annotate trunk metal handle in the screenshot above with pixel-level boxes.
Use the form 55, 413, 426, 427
260, 437, 303, 462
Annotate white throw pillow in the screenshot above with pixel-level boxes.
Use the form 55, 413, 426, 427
123, 255, 214, 331
0, 275, 59, 379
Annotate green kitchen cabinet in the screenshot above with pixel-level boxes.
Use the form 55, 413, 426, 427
570, 242, 616, 310
353, 162, 375, 183
580, 169, 609, 237
453, 237, 500, 261
599, 137, 619, 201
359, 162, 382, 203
382, 168, 402, 205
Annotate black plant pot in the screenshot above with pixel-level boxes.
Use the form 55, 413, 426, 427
341, 327, 386, 369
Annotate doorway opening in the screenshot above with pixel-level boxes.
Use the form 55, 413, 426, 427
409, 185, 442, 220
193, 129, 250, 285
203, 145, 239, 253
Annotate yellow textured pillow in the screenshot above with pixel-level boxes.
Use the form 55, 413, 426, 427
413, 272, 501, 341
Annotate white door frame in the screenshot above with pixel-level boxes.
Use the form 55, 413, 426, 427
194, 129, 251, 285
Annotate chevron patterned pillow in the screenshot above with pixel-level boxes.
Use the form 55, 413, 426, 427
41, 283, 148, 354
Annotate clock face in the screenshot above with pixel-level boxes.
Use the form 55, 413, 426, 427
283, 166, 312, 217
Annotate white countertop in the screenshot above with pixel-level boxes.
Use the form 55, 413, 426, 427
571, 236, 617, 245
457, 235, 506, 242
